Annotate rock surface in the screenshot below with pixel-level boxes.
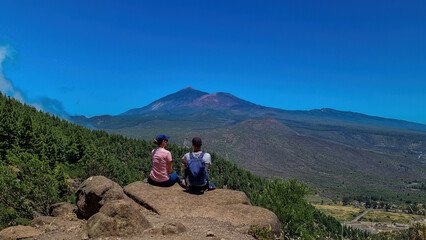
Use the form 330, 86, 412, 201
30, 216, 86, 239
124, 181, 282, 234
1, 176, 282, 239
49, 202, 77, 217
0, 225, 42, 240
76, 176, 126, 218
161, 221, 187, 235
86, 199, 151, 238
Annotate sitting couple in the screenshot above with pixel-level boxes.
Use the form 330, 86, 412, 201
147, 134, 215, 191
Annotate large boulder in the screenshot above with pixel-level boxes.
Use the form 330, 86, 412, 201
0, 225, 42, 240
75, 176, 126, 218
86, 199, 151, 238
124, 181, 282, 234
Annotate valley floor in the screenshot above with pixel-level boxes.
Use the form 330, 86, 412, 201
313, 204, 426, 234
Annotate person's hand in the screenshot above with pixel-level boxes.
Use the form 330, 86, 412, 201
181, 157, 187, 167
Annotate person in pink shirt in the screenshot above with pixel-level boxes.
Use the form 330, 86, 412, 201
148, 134, 184, 188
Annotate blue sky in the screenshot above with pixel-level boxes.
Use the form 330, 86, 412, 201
0, 1, 425, 123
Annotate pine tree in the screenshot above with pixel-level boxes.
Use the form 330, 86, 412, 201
0, 98, 17, 159
17, 113, 36, 152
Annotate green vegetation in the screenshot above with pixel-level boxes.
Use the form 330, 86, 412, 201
249, 225, 275, 240
304, 194, 334, 205
373, 223, 426, 240
0, 93, 370, 239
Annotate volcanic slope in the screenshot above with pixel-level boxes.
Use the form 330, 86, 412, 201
71, 87, 426, 158
189, 118, 425, 198
70, 87, 426, 200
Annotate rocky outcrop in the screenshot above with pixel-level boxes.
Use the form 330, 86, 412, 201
75, 176, 152, 237
86, 199, 151, 238
76, 176, 126, 218
1, 176, 282, 239
124, 181, 282, 234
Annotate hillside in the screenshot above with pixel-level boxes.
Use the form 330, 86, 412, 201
70, 88, 426, 203
189, 118, 425, 198
107, 117, 426, 203
0, 92, 373, 239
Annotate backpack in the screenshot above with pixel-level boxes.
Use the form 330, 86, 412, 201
187, 152, 207, 186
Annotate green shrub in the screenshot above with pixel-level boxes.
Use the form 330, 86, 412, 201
249, 225, 276, 240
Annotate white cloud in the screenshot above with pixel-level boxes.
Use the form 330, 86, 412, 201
0, 45, 69, 118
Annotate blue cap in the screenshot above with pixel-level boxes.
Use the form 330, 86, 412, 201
155, 134, 170, 142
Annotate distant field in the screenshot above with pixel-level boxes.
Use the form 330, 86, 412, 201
314, 204, 425, 225
360, 210, 424, 224
313, 204, 364, 222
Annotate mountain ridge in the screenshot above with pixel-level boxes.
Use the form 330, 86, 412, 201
75, 87, 426, 133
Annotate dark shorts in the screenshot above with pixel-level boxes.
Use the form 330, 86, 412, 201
148, 173, 183, 187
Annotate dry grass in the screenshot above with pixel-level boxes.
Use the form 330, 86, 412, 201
360, 210, 424, 224
313, 204, 364, 222
314, 204, 425, 224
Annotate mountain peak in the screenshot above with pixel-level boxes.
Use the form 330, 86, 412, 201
120, 88, 260, 116
174, 86, 207, 95
120, 88, 208, 116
